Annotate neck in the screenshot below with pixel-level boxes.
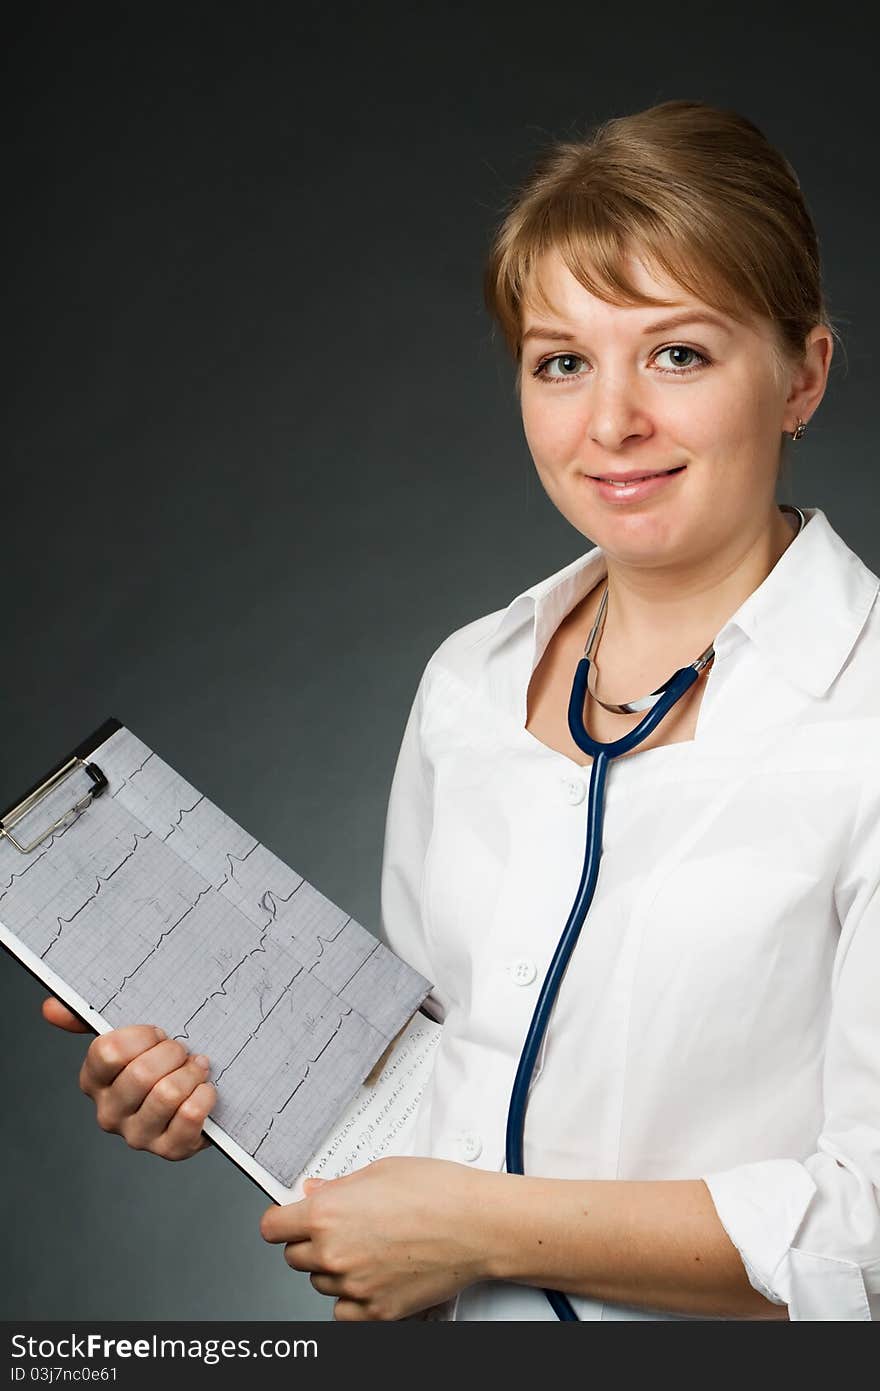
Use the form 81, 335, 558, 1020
599, 506, 802, 659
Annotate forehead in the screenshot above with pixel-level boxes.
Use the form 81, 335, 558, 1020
520, 247, 731, 333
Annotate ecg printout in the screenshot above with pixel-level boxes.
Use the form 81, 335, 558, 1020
0, 725, 433, 1189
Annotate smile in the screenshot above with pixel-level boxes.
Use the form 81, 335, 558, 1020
587, 467, 686, 503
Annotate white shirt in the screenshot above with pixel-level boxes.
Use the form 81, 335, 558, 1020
379, 506, 880, 1321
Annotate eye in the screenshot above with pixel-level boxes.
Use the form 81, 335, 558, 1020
531, 353, 587, 382
653, 345, 709, 374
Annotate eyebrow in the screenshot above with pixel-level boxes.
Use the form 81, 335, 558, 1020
521, 311, 733, 344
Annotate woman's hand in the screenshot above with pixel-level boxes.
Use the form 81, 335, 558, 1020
260, 1156, 496, 1320
42, 995, 216, 1161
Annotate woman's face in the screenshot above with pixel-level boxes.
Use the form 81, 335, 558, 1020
518, 248, 799, 568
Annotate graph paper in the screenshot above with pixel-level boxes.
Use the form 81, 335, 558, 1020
0, 722, 435, 1194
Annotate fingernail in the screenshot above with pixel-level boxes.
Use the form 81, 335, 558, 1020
194, 1054, 210, 1071
155, 1028, 167, 1040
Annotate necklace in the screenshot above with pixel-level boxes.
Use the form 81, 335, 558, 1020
583, 504, 808, 715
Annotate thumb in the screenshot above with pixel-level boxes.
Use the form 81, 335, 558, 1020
41, 996, 92, 1034
302, 1177, 327, 1195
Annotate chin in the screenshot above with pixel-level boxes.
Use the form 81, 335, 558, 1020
587, 513, 691, 557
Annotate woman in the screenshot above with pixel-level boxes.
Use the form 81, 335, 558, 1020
47, 99, 880, 1321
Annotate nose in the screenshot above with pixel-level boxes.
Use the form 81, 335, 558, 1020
586, 374, 653, 452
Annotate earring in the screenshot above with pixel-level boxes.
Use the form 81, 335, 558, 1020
792, 418, 807, 441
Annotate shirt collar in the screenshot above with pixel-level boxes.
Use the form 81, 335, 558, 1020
485, 507, 879, 700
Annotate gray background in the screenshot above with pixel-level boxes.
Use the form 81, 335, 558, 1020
2, 4, 877, 1321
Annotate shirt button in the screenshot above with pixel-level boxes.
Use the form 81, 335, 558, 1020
455, 1131, 483, 1162
507, 957, 537, 987
561, 774, 587, 805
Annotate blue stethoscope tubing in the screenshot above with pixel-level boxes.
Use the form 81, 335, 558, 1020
504, 654, 701, 1321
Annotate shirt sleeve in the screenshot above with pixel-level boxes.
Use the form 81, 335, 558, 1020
379, 661, 446, 1024
701, 777, 880, 1321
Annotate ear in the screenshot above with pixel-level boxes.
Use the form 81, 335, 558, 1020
784, 325, 834, 431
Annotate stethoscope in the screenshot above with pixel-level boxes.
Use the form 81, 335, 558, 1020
503, 506, 807, 1320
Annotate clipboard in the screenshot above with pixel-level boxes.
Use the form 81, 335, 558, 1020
0, 718, 442, 1206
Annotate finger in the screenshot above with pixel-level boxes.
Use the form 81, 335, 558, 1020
119, 1054, 212, 1143
80, 1025, 169, 1093
42, 997, 91, 1033
283, 1240, 326, 1273
309, 1271, 346, 1295
106, 1039, 192, 1116
333, 1298, 370, 1322
259, 1198, 312, 1245
151, 1082, 217, 1160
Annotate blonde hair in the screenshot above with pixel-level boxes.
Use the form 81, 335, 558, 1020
483, 100, 842, 415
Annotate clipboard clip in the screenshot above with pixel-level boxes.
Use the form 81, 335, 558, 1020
0, 757, 109, 855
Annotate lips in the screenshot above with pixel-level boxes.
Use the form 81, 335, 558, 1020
587, 466, 687, 504
593, 467, 685, 482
